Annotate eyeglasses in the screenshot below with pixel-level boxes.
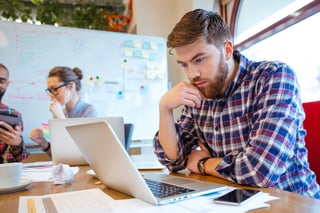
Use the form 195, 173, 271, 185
45, 82, 70, 95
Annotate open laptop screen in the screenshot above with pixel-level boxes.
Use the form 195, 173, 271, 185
49, 117, 124, 165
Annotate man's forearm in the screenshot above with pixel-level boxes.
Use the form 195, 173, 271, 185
158, 108, 179, 160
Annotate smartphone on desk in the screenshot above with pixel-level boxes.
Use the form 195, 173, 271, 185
213, 188, 262, 206
0, 113, 20, 130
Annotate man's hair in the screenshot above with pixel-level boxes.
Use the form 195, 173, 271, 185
0, 63, 9, 77
167, 9, 232, 53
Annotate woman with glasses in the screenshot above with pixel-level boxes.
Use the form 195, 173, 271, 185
29, 66, 98, 158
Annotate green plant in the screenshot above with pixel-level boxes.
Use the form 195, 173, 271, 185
0, 0, 33, 22
0, 0, 128, 32
33, 0, 64, 25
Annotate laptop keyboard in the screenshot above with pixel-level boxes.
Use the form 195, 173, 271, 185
144, 178, 195, 198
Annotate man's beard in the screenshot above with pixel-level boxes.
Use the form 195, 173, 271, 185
0, 91, 5, 102
198, 56, 229, 99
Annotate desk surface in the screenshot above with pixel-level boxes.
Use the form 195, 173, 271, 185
1, 166, 320, 212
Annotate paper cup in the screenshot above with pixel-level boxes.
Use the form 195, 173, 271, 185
0, 162, 23, 187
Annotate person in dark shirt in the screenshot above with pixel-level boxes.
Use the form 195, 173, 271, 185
0, 63, 28, 163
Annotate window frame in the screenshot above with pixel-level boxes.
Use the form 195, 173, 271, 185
232, 1, 320, 51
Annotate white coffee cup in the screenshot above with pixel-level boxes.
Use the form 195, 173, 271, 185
0, 162, 23, 188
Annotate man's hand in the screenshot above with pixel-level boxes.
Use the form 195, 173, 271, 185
187, 142, 211, 173
160, 82, 204, 111
0, 121, 22, 146
158, 82, 205, 160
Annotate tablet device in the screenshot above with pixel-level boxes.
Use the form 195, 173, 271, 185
0, 113, 20, 129
213, 188, 262, 206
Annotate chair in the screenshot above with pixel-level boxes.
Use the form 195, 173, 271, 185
124, 123, 134, 152
302, 100, 320, 184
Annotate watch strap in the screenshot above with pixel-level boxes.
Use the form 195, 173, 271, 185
197, 157, 210, 175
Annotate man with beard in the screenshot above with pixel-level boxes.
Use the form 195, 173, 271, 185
0, 64, 28, 163
153, 9, 320, 199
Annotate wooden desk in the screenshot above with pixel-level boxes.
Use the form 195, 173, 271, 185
1, 166, 320, 212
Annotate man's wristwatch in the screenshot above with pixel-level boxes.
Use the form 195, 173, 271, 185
197, 157, 210, 175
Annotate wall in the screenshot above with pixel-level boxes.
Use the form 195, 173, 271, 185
133, 0, 216, 119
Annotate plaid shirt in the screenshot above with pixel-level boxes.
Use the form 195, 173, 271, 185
154, 51, 320, 199
0, 103, 29, 163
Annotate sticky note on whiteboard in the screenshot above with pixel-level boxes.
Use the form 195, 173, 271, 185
124, 48, 133, 57
150, 42, 158, 50
133, 40, 142, 48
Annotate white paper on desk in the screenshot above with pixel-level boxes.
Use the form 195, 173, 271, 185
110, 192, 278, 213
22, 162, 79, 182
166, 192, 278, 213
19, 188, 117, 213
22, 161, 54, 182
130, 154, 165, 170
23, 161, 54, 168
19, 187, 279, 213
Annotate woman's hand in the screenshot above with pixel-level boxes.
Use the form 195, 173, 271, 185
49, 98, 66, 118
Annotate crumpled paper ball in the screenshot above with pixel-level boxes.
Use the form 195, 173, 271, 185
52, 163, 74, 184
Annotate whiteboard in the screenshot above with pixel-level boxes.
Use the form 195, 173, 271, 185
0, 20, 168, 143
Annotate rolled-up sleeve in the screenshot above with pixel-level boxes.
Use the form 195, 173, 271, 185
153, 108, 199, 172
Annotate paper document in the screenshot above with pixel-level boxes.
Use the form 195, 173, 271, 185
22, 161, 79, 182
130, 154, 165, 170
19, 187, 278, 213
19, 188, 115, 213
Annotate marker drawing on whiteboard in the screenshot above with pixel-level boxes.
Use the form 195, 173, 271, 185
104, 81, 118, 85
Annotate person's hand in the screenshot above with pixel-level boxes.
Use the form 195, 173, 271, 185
29, 128, 44, 145
0, 121, 22, 146
30, 128, 50, 151
159, 82, 204, 112
49, 98, 65, 118
187, 142, 211, 173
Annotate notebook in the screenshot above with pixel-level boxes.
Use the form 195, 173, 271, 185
49, 117, 124, 166
65, 121, 227, 205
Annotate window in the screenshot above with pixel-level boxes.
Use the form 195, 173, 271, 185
234, 1, 320, 102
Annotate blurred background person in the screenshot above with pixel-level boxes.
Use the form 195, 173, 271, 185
30, 66, 98, 158
0, 63, 28, 163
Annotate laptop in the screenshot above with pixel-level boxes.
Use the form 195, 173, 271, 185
49, 117, 124, 166
65, 121, 227, 205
